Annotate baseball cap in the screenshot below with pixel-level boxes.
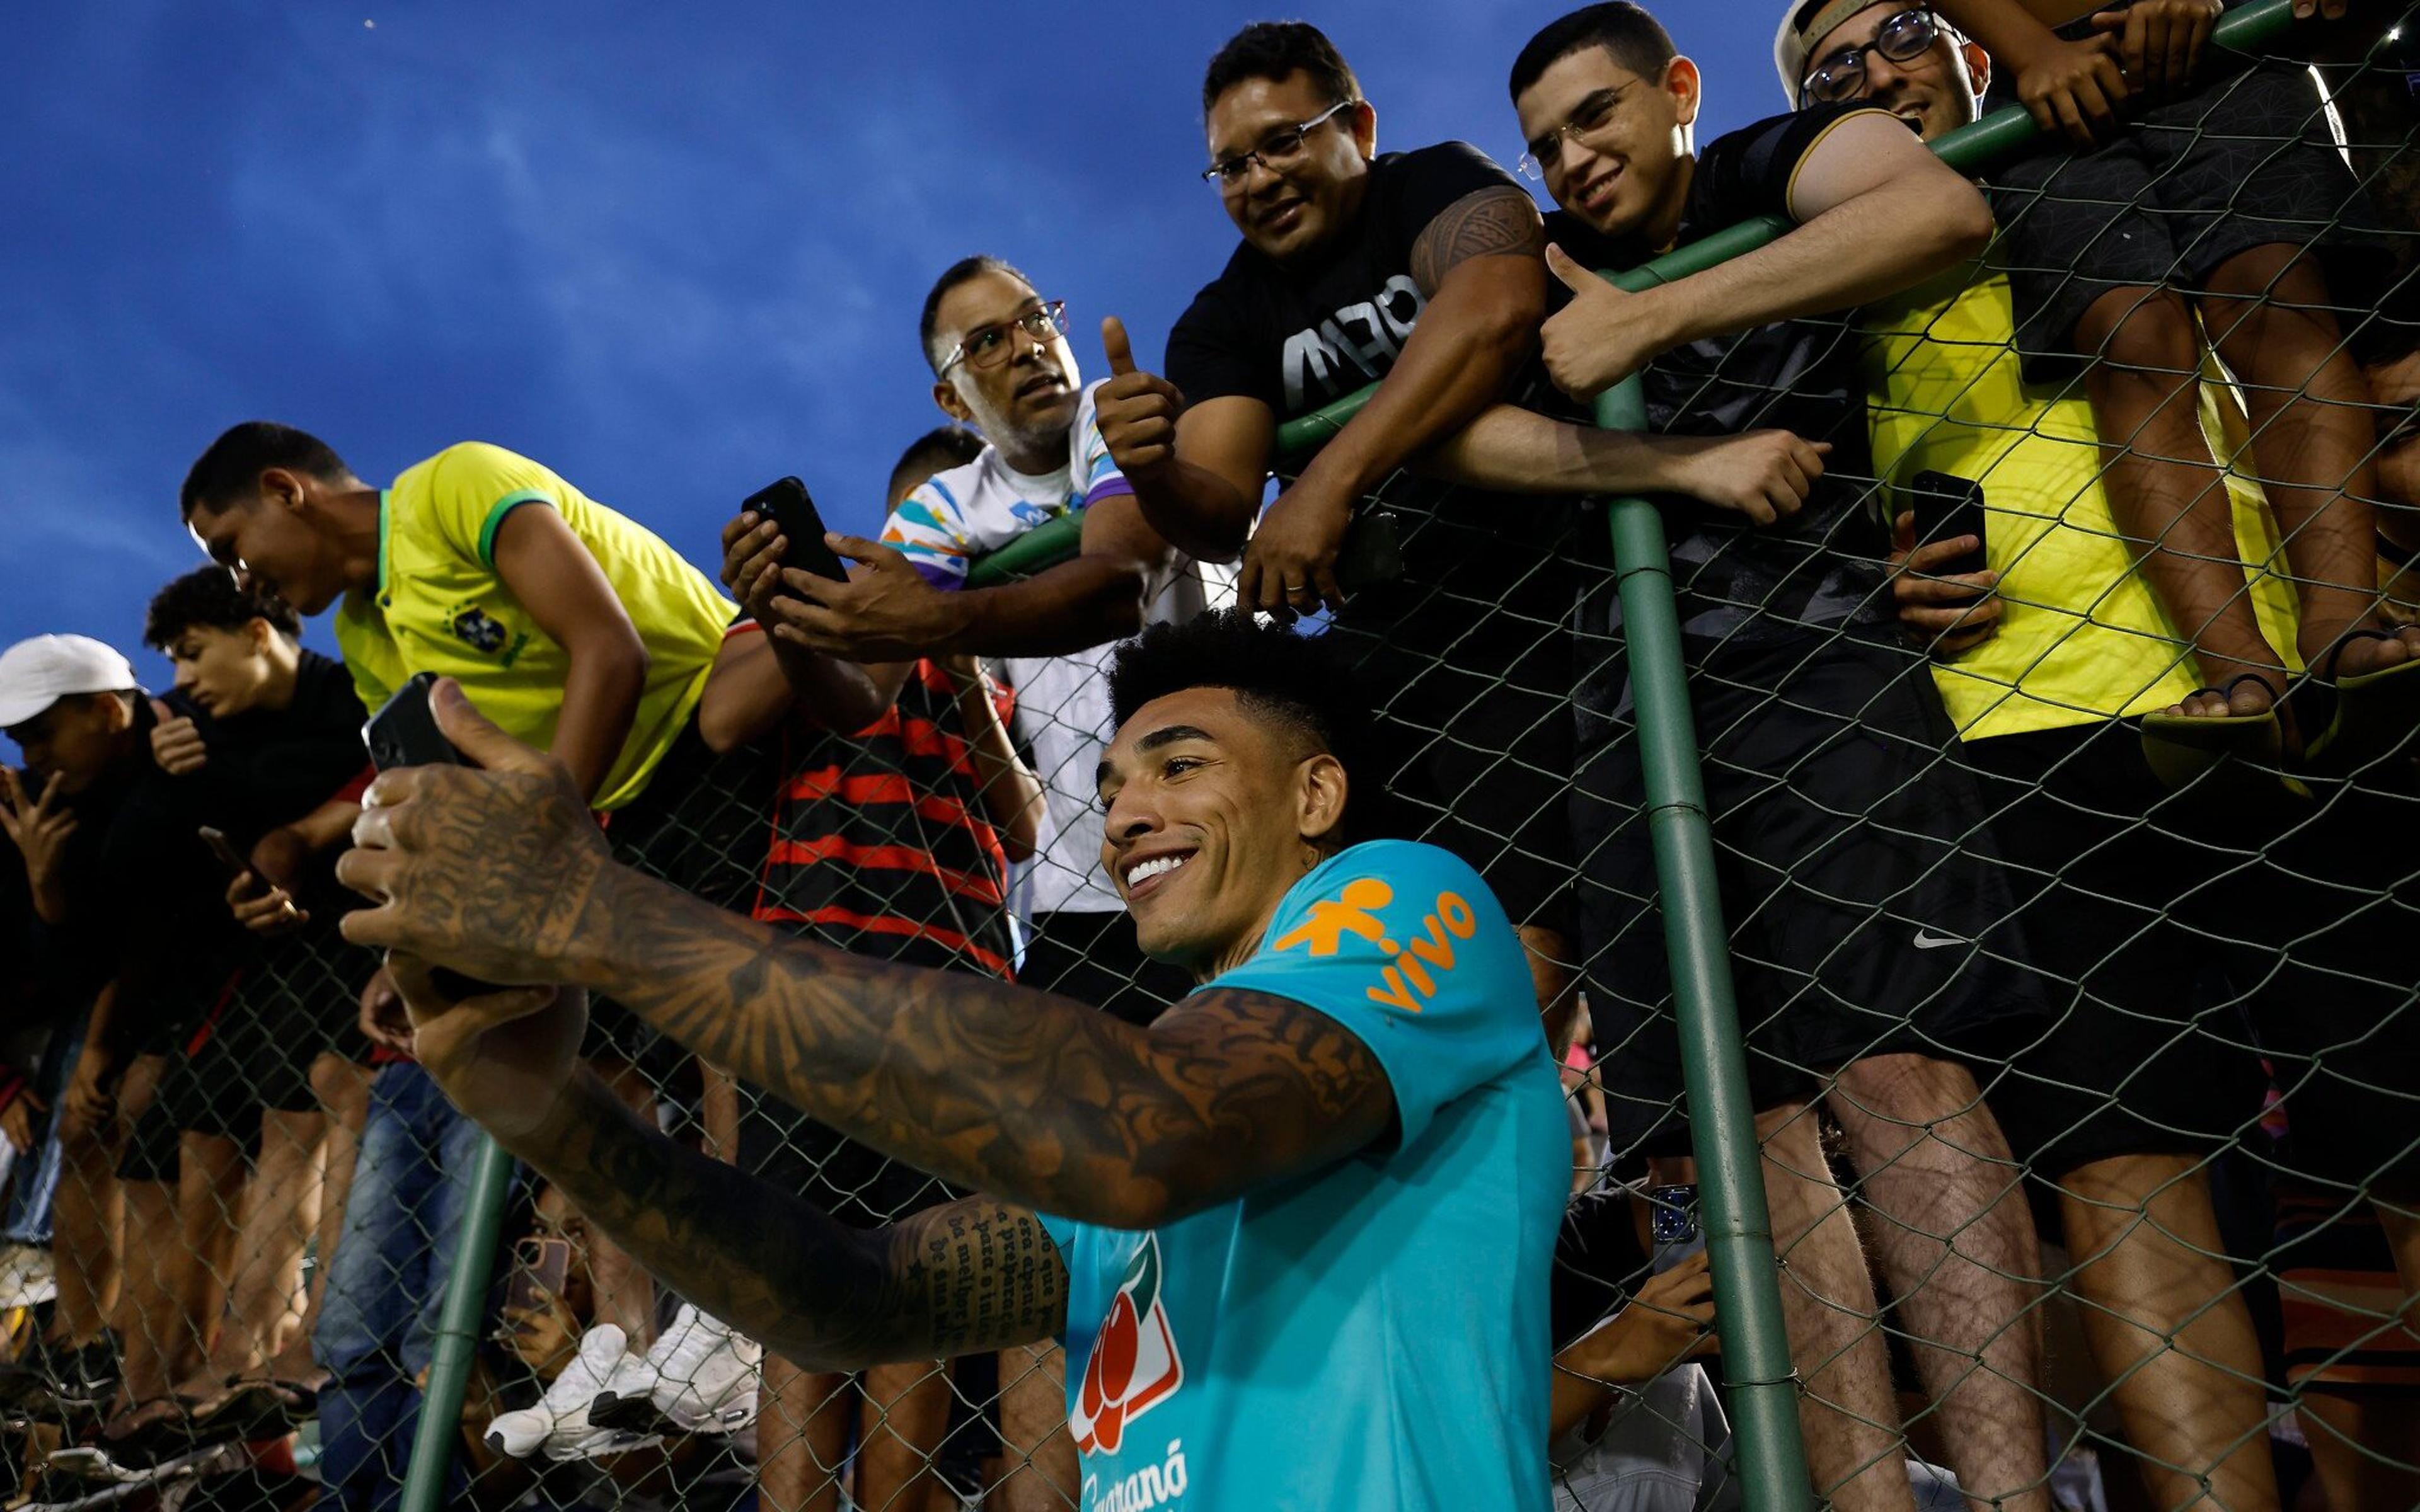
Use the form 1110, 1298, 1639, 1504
1775, 0, 1881, 103
0, 635, 140, 730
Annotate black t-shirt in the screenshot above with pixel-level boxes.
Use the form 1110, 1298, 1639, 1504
1167, 142, 1589, 666
170, 649, 369, 847
1549, 102, 1895, 660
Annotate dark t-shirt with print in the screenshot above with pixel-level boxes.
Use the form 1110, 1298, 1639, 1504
1548, 102, 1895, 659
1166, 142, 1589, 665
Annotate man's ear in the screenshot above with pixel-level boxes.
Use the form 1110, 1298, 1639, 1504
1666, 55, 1702, 129
1959, 40, 1990, 102
260, 466, 310, 514
1297, 751, 1351, 846
246, 617, 275, 655
932, 376, 976, 427
1349, 98, 1379, 161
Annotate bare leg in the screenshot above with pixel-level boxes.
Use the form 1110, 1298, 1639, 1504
994, 1341, 1077, 1511
283, 1053, 372, 1382
2298, 1390, 2420, 1509
50, 1116, 122, 1346
856, 1360, 954, 1510
2056, 1153, 2278, 1512
179, 1108, 322, 1394
584, 1056, 659, 1348
2201, 245, 2418, 680
1759, 1100, 1917, 1512
2077, 285, 2289, 717
757, 1357, 850, 1512
1829, 1055, 2050, 1512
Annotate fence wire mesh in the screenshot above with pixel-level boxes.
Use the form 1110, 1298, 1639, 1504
1, 4, 2417, 1511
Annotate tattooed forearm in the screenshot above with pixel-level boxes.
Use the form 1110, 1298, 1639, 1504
568, 866, 1397, 1230
508, 1068, 1064, 1369
1410, 185, 1546, 296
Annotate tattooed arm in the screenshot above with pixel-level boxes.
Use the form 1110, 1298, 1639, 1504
341, 680, 1400, 1232
386, 961, 1068, 1368
1237, 183, 1550, 618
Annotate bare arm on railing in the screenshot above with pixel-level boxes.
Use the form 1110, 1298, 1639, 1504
1101, 183, 1550, 616
339, 679, 1402, 1234
1420, 408, 1834, 527
1541, 112, 1995, 402
386, 959, 1071, 1371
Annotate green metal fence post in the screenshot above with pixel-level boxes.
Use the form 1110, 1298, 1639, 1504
398, 1133, 517, 1512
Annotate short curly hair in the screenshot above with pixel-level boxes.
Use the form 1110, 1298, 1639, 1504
1107, 609, 1390, 847
144, 566, 301, 650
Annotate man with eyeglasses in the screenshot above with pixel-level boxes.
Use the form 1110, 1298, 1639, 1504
1506, 7, 2057, 1512
1097, 20, 1837, 1050
1782, 7, 2420, 1508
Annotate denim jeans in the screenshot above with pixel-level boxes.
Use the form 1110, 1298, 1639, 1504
312, 1062, 495, 1512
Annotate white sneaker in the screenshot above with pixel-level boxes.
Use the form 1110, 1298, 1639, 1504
633, 1305, 761, 1434
485, 1324, 659, 1461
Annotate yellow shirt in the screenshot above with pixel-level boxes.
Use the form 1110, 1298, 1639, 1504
1861, 265, 2302, 742
335, 442, 734, 810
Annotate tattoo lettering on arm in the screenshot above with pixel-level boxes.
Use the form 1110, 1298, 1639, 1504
516, 1069, 1067, 1370
573, 868, 1401, 1228
1410, 185, 1548, 297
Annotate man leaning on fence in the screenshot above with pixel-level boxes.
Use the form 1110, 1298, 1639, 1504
335, 610, 1569, 1510
1788, 5, 2420, 1504
1507, 6, 2058, 1509
1097, 21, 1838, 1047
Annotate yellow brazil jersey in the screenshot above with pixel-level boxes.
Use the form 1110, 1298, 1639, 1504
1861, 263, 2302, 743
333, 442, 734, 811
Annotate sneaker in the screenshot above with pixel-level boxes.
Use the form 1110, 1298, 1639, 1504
601, 1305, 760, 1435
0, 1244, 55, 1310
483, 1324, 658, 1462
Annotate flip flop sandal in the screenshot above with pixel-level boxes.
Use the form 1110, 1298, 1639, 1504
2298, 628, 2420, 772
2140, 671, 2308, 798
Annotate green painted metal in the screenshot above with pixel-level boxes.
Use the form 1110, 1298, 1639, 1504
398, 1134, 516, 1512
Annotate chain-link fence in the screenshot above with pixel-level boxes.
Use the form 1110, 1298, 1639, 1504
3, 0, 2417, 1507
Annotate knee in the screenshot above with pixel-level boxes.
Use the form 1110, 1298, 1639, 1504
2078, 288, 2203, 391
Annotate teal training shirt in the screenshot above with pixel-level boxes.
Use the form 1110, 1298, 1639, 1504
1039, 839, 1567, 1511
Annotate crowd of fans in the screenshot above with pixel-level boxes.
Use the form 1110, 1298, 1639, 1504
1, 1, 2416, 1509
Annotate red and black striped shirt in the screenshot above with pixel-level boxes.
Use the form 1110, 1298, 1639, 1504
753, 660, 1017, 980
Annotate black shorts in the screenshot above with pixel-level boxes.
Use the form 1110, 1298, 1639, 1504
1329, 577, 1580, 939
1019, 909, 1195, 1028
1960, 721, 2271, 1176
2233, 766, 2420, 1193
1986, 61, 2397, 380
738, 1087, 960, 1230
1572, 630, 2046, 1152
587, 721, 778, 1065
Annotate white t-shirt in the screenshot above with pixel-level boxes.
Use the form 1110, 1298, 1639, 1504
880, 381, 1231, 915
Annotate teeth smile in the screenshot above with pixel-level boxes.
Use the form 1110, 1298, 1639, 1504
1126, 854, 1189, 887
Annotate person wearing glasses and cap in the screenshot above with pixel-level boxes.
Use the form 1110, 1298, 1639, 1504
1503, 6, 2061, 1512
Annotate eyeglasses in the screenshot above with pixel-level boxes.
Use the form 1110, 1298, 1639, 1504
1517, 84, 1632, 182
1202, 99, 1359, 186
1800, 8, 1940, 105
936, 301, 1068, 378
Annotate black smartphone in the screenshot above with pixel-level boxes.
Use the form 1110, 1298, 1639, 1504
1648, 1182, 1707, 1273
361, 672, 459, 773
1334, 508, 1406, 592
744, 476, 850, 583
1908, 470, 1988, 578
197, 825, 259, 885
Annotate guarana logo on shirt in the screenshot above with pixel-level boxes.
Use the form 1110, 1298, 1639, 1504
1071, 1233, 1184, 1457
1269, 873, 1480, 1013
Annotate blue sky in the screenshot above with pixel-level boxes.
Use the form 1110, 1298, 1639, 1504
0, 1, 1785, 692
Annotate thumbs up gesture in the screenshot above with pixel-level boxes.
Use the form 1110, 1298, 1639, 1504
1094, 316, 1187, 484
1538, 243, 1676, 403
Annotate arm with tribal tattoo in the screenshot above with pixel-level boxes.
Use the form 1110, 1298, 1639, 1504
337, 679, 1400, 1234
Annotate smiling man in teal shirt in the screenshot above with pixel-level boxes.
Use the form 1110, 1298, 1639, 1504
335, 609, 1567, 1511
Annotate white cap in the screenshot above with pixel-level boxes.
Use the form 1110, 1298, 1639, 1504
1775, 0, 1874, 104
0, 635, 140, 729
